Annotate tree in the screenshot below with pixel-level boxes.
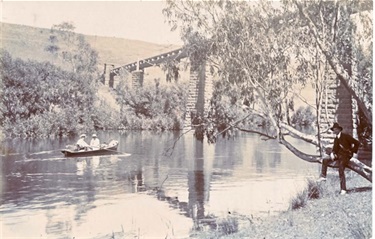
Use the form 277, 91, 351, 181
115, 77, 187, 130
163, 0, 372, 181
45, 21, 99, 75
287, 0, 372, 124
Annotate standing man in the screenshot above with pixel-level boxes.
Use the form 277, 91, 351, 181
318, 123, 360, 195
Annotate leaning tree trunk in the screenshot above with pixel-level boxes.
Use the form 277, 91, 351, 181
293, 0, 372, 124
279, 136, 372, 182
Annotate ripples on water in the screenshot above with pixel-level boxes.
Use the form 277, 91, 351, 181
0, 131, 319, 238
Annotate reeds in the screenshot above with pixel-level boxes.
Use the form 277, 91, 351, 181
290, 178, 324, 210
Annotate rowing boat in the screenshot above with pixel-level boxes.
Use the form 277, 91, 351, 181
61, 140, 119, 157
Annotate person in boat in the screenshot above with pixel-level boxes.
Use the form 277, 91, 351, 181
317, 122, 360, 195
76, 134, 90, 151
90, 133, 101, 150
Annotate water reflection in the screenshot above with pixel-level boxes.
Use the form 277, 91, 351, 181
1, 131, 318, 238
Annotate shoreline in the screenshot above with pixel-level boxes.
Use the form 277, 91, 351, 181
94, 172, 372, 239
192, 173, 372, 239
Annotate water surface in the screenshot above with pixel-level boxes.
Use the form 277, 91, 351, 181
1, 131, 319, 238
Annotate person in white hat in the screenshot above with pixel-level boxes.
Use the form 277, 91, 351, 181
76, 134, 89, 151
90, 133, 101, 150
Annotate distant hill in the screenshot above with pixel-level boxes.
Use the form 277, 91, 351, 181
0, 22, 182, 73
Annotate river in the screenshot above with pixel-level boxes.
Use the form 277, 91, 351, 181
0, 130, 319, 238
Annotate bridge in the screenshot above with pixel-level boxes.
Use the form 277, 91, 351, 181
111, 48, 187, 74
102, 47, 371, 162
103, 47, 212, 129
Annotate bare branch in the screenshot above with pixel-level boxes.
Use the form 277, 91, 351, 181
163, 127, 197, 157
236, 126, 276, 140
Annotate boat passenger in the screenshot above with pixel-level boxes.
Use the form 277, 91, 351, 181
90, 134, 101, 150
76, 134, 90, 151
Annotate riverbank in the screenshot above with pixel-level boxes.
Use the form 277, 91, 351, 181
96, 172, 372, 239
193, 173, 372, 239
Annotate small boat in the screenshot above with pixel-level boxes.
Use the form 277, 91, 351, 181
61, 140, 119, 157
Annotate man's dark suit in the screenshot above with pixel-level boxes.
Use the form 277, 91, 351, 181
332, 132, 360, 158
321, 132, 360, 191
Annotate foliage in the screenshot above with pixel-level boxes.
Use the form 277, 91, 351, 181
290, 179, 323, 210
0, 21, 117, 138
90, 100, 122, 131
160, 59, 180, 83
0, 50, 99, 138
163, 0, 372, 146
164, 1, 312, 141
115, 79, 187, 130
216, 216, 239, 235
288, 0, 373, 123
291, 106, 316, 126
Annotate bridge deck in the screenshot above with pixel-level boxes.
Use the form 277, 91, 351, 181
111, 48, 186, 75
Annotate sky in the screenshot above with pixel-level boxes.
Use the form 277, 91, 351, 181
1, 1, 183, 45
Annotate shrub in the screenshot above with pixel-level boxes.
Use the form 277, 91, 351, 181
217, 216, 239, 235
115, 80, 187, 130
1, 50, 98, 138
290, 178, 323, 210
291, 106, 316, 126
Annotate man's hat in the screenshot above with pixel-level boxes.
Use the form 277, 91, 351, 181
330, 122, 343, 131
92, 134, 97, 138
80, 134, 86, 138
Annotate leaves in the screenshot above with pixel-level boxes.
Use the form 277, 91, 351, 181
0, 50, 97, 137
115, 79, 187, 130
164, 0, 372, 145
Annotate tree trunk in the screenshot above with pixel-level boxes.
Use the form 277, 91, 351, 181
293, 0, 372, 124
280, 123, 319, 146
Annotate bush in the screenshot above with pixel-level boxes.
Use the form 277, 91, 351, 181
291, 106, 316, 126
115, 80, 187, 130
1, 50, 98, 138
290, 179, 323, 210
217, 216, 239, 235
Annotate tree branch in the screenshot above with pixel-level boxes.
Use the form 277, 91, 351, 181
236, 126, 276, 140
293, 0, 372, 124
280, 135, 372, 182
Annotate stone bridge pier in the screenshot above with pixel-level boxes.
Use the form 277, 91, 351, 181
131, 70, 144, 88
184, 62, 213, 128
320, 76, 371, 164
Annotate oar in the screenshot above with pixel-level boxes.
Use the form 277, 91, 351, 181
28, 149, 59, 155
102, 148, 119, 153
102, 147, 130, 156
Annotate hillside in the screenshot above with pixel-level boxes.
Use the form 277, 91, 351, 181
0, 22, 181, 72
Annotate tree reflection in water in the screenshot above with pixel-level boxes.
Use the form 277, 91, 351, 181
1, 131, 317, 237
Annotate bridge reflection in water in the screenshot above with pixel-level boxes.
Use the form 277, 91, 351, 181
0, 130, 317, 238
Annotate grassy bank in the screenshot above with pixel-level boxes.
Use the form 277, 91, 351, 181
193, 173, 372, 239
95, 172, 372, 239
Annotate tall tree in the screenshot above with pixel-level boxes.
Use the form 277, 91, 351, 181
287, 0, 372, 124
45, 21, 99, 75
163, 0, 372, 181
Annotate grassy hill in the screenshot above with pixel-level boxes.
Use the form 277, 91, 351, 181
0, 22, 181, 72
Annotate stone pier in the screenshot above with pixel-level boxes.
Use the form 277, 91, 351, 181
320, 76, 371, 164
184, 62, 213, 128
132, 70, 144, 89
